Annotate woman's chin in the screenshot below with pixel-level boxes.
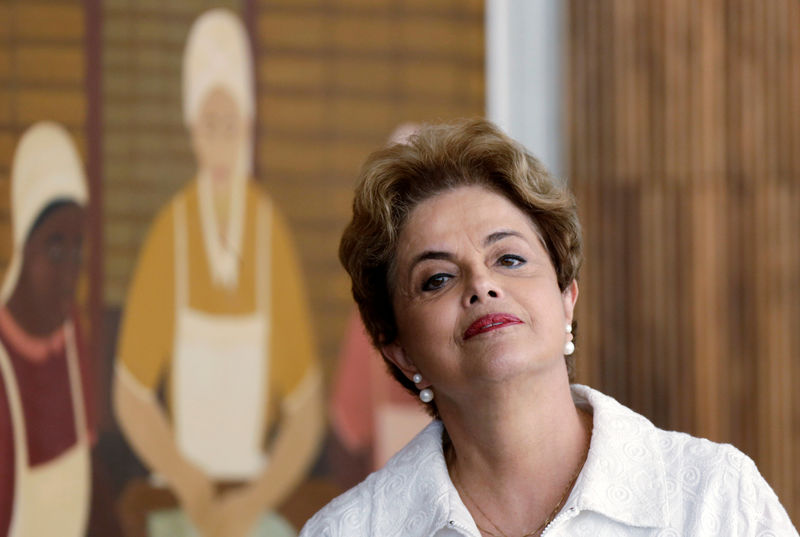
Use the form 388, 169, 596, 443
462, 342, 562, 383
464, 347, 536, 380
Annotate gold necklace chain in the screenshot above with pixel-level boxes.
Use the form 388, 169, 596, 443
450, 416, 591, 537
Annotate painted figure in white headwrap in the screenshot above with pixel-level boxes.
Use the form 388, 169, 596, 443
0, 122, 94, 537
113, 9, 323, 537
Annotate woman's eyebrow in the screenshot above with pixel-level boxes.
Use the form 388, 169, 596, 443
407, 231, 524, 275
483, 230, 523, 247
409, 250, 453, 275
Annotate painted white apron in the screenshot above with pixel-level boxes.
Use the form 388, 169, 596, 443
0, 322, 90, 537
171, 197, 271, 481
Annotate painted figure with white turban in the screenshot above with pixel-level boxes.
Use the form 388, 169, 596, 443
113, 9, 323, 537
0, 122, 94, 537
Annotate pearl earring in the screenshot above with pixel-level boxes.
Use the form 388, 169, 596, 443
413, 373, 434, 403
564, 322, 575, 355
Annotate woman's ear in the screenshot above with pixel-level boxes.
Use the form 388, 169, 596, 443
562, 279, 579, 323
380, 341, 420, 383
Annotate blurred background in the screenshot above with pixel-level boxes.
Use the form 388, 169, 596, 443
0, 0, 797, 533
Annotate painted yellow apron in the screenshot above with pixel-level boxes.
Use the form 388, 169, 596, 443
0, 322, 90, 537
171, 196, 271, 480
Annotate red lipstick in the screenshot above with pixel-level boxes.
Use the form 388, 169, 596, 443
463, 313, 523, 340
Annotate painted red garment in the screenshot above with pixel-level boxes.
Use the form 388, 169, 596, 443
330, 312, 422, 458
0, 307, 95, 536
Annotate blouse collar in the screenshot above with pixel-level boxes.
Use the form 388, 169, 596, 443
568, 384, 670, 528
385, 385, 671, 535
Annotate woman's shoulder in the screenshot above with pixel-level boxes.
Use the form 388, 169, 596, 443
576, 384, 758, 481
300, 420, 451, 537
652, 425, 797, 533
652, 423, 747, 475
573, 385, 796, 534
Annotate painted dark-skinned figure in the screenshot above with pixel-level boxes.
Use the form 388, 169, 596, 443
0, 122, 93, 537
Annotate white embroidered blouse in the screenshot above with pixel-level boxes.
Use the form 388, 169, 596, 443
301, 385, 797, 536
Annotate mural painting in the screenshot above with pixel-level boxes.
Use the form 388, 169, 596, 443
0, 1, 487, 533
112, 9, 324, 537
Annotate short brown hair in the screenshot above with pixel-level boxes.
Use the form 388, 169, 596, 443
339, 119, 582, 414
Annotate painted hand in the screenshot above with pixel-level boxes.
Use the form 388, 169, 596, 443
176, 467, 216, 535
207, 484, 264, 537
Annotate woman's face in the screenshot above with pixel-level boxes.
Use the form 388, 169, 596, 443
190, 86, 248, 187
383, 185, 577, 401
15, 203, 85, 335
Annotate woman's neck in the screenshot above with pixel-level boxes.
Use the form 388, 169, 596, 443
5, 292, 64, 338
212, 188, 232, 242
199, 169, 235, 244
0, 305, 66, 363
441, 371, 591, 537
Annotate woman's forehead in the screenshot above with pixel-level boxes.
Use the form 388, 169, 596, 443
400, 187, 537, 248
388, 191, 547, 283
30, 203, 86, 237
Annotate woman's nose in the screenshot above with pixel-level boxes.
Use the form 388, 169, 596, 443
463, 268, 501, 306
469, 289, 498, 304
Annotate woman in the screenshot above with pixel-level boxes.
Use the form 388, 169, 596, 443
113, 9, 323, 537
0, 122, 93, 537
301, 119, 797, 536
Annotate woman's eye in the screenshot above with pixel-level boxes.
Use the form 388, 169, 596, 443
498, 254, 525, 267
422, 273, 451, 291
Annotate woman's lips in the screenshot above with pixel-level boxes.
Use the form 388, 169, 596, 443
463, 313, 524, 340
